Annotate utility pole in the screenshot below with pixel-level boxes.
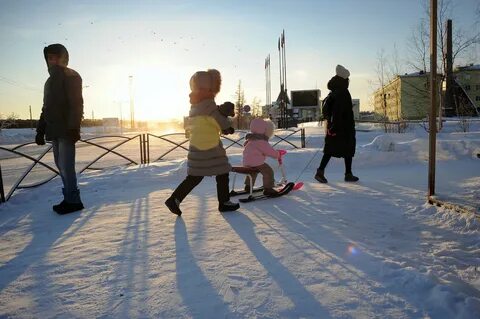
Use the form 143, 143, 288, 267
444, 19, 453, 123
119, 101, 123, 135
428, 0, 438, 197
129, 75, 135, 129
29, 105, 32, 129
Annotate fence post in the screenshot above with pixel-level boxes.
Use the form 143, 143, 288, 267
143, 134, 147, 165
0, 163, 5, 203
139, 134, 144, 164
301, 128, 305, 148
146, 134, 150, 164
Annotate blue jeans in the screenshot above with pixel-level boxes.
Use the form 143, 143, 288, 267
52, 138, 81, 203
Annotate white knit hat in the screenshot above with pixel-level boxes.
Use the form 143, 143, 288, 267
336, 65, 350, 79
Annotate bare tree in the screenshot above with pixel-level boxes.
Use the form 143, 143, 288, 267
408, 0, 480, 73
371, 47, 405, 132
250, 97, 262, 117
0, 113, 19, 131
407, 18, 429, 72
234, 80, 245, 129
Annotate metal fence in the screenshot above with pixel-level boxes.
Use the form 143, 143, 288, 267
0, 128, 305, 203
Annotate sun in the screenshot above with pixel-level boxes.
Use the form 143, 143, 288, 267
132, 67, 191, 122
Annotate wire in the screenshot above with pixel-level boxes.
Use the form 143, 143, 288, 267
0, 76, 41, 92
294, 148, 321, 183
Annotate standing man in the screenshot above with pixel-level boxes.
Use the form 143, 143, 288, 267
35, 44, 84, 214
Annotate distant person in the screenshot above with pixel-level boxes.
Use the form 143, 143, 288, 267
35, 44, 84, 214
165, 69, 239, 216
315, 65, 359, 183
243, 118, 285, 197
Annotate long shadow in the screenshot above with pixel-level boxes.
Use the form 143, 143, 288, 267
174, 218, 235, 318
223, 212, 332, 318
0, 205, 81, 293
269, 178, 480, 318
103, 195, 151, 318
0, 164, 163, 317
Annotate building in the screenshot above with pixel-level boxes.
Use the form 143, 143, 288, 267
352, 99, 360, 119
373, 65, 480, 121
453, 64, 480, 115
373, 71, 442, 120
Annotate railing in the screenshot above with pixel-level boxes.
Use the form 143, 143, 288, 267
0, 128, 305, 203
0, 134, 142, 202
146, 128, 305, 162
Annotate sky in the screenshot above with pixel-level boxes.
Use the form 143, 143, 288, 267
0, 0, 479, 121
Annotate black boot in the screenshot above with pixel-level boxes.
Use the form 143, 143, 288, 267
314, 169, 328, 183
219, 201, 240, 212
53, 201, 84, 215
344, 173, 359, 182
53, 200, 67, 212
165, 196, 182, 216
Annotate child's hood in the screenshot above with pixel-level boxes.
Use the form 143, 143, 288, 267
250, 118, 267, 134
189, 99, 217, 116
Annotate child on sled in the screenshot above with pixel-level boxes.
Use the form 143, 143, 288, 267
243, 118, 285, 197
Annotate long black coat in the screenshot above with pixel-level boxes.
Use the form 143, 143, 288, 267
322, 76, 356, 158
37, 65, 84, 141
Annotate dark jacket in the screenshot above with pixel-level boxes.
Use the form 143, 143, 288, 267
322, 75, 356, 158
37, 51, 83, 140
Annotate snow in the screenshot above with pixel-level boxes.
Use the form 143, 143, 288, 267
0, 122, 479, 318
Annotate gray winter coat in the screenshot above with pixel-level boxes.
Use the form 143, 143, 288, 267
37, 65, 84, 140
186, 99, 232, 176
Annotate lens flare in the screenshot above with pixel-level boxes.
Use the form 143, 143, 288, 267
347, 244, 359, 255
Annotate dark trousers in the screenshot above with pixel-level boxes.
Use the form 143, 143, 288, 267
317, 154, 353, 175
172, 173, 230, 204
244, 163, 275, 190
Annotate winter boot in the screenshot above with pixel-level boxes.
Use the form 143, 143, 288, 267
53, 200, 67, 212
165, 196, 182, 216
53, 201, 84, 215
263, 188, 280, 197
219, 200, 240, 212
314, 169, 328, 183
344, 173, 359, 182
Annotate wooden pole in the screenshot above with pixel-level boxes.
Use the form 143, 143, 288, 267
428, 0, 438, 197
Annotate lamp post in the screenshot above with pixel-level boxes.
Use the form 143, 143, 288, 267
129, 75, 135, 129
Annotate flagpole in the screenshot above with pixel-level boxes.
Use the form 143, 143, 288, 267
268, 55, 271, 113
282, 30, 287, 92
278, 37, 283, 127
282, 30, 287, 127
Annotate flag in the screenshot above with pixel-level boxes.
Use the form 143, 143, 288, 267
281, 30, 285, 47
278, 38, 280, 51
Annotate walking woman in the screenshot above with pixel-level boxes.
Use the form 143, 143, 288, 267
315, 65, 359, 183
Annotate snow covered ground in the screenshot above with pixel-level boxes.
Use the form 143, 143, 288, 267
0, 122, 479, 318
